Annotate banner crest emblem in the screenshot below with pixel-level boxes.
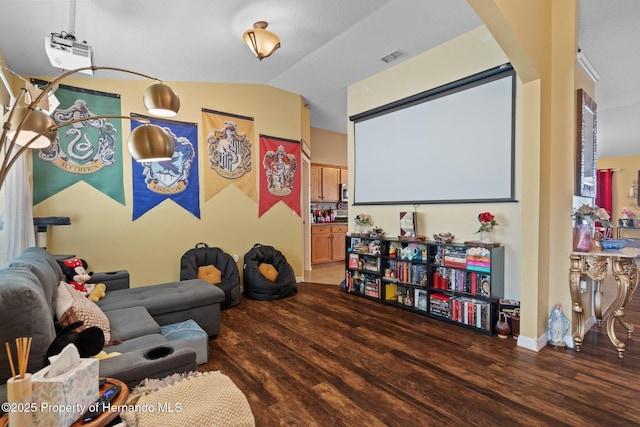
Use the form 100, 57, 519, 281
39, 100, 117, 174
142, 129, 195, 195
207, 121, 251, 179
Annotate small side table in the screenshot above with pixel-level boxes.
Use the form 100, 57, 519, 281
70, 378, 128, 427
569, 248, 640, 358
0, 377, 128, 427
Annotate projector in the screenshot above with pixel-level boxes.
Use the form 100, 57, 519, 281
45, 32, 93, 74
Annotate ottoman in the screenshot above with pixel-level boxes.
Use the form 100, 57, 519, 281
161, 320, 209, 364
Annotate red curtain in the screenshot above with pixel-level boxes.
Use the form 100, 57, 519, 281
596, 169, 615, 237
596, 169, 614, 215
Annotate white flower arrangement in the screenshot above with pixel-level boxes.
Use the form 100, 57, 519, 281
354, 214, 373, 227
620, 207, 635, 218
573, 204, 613, 227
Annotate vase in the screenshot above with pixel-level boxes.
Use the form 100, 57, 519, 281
495, 312, 511, 338
573, 223, 593, 252
480, 229, 494, 244
7, 373, 32, 427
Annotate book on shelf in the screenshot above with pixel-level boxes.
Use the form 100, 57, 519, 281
349, 253, 360, 269
466, 247, 491, 272
429, 292, 451, 318
363, 258, 379, 272
478, 274, 491, 298
385, 283, 398, 301
442, 248, 467, 269
364, 277, 380, 298
448, 296, 490, 329
415, 289, 427, 311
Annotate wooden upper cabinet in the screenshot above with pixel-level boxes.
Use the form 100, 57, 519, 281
340, 168, 348, 185
311, 164, 343, 202
311, 165, 322, 201
322, 167, 340, 201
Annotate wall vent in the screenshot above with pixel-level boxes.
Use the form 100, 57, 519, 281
381, 49, 407, 63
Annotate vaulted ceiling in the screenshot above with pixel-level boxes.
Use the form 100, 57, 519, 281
0, 0, 637, 158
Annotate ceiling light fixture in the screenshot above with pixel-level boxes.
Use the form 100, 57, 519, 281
0, 65, 181, 190
242, 21, 281, 60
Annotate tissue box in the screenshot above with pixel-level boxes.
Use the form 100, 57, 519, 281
31, 358, 99, 427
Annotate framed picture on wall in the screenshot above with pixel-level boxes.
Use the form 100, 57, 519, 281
576, 89, 597, 198
400, 211, 417, 236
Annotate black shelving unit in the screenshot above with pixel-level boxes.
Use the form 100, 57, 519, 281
345, 235, 504, 335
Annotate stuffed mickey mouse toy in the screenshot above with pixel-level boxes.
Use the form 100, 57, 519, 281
60, 258, 95, 296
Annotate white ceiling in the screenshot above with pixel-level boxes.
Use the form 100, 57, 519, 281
578, 0, 640, 158
0, 0, 637, 158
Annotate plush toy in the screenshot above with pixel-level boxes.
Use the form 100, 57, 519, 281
88, 283, 106, 302
46, 320, 105, 360
59, 258, 95, 296
94, 350, 121, 360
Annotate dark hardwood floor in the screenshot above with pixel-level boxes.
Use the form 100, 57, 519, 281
199, 283, 640, 426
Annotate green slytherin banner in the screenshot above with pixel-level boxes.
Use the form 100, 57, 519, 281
32, 80, 125, 205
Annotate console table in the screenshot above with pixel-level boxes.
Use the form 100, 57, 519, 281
569, 248, 639, 358
616, 226, 640, 239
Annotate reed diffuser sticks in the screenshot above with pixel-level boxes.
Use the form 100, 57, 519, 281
5, 337, 32, 379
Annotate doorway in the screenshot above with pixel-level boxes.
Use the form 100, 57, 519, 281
304, 261, 344, 285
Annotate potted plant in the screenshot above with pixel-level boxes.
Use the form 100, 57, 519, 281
474, 212, 498, 243
353, 214, 373, 235
620, 207, 635, 227
572, 204, 613, 251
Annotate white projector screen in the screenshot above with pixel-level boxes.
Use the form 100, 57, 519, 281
351, 64, 515, 205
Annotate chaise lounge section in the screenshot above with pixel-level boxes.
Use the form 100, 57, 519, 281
0, 247, 225, 407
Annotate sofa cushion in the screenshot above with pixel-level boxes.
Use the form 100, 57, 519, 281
197, 265, 222, 285
105, 307, 161, 342
57, 282, 112, 344
103, 334, 169, 354
161, 320, 208, 365
9, 247, 64, 318
258, 263, 279, 282
0, 268, 57, 387
97, 279, 225, 316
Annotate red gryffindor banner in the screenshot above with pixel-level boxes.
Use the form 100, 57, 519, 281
201, 109, 256, 202
259, 135, 301, 218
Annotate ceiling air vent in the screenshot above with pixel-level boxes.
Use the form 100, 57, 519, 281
381, 49, 407, 64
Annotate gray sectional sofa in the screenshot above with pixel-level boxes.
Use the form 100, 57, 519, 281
0, 247, 225, 407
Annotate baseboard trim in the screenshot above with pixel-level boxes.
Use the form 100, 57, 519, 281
516, 314, 599, 352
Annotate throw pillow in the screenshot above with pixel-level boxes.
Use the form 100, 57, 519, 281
258, 263, 279, 282
56, 282, 112, 344
197, 265, 222, 285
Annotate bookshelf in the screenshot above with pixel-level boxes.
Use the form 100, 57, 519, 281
344, 235, 504, 335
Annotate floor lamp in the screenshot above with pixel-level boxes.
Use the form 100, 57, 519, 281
1, 65, 181, 191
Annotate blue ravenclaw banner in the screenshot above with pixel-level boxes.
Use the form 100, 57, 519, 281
32, 81, 125, 205
131, 114, 200, 221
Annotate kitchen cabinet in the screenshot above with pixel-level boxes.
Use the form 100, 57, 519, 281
340, 168, 348, 185
311, 224, 347, 264
311, 164, 344, 202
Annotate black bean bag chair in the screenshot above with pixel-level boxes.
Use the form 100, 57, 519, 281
180, 243, 241, 309
243, 244, 297, 301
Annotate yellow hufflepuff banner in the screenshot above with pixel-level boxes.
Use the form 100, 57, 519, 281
201, 109, 256, 202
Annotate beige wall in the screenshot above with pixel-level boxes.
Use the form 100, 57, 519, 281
8, 75, 307, 286
310, 127, 347, 166
348, 27, 518, 290
349, 1, 580, 350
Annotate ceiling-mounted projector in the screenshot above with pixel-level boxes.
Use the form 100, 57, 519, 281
45, 32, 93, 74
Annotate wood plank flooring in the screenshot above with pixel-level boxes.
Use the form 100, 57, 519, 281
199, 283, 640, 426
